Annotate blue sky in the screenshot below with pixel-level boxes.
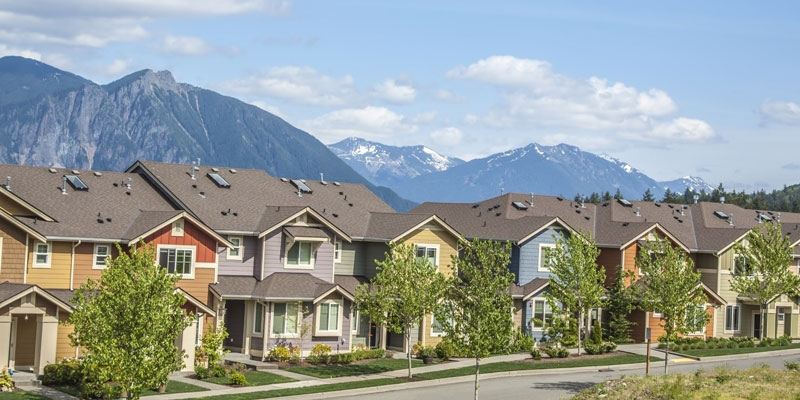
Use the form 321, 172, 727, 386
1, 1, 799, 190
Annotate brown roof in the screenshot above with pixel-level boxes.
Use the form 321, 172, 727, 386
122, 210, 184, 241
130, 161, 395, 237
284, 226, 330, 240
362, 212, 437, 240
212, 273, 347, 300
510, 278, 549, 299
0, 164, 179, 240
334, 275, 368, 297
0, 282, 32, 303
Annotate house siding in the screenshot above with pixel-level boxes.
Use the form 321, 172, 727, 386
0, 192, 35, 216
264, 299, 352, 353
517, 227, 564, 285
26, 240, 72, 289
361, 242, 390, 279
0, 218, 26, 283
72, 243, 121, 288
146, 219, 217, 264
56, 313, 76, 361
262, 229, 334, 283
218, 236, 260, 277
334, 241, 363, 276
598, 248, 622, 287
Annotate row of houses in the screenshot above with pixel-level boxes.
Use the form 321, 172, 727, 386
0, 160, 797, 375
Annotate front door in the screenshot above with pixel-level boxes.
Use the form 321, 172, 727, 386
753, 312, 762, 338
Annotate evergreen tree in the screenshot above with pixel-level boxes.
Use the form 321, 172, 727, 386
604, 267, 635, 344
613, 189, 622, 200
588, 192, 600, 203
661, 188, 673, 203
642, 188, 654, 202
602, 191, 612, 201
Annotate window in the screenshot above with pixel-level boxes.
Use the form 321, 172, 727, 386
158, 248, 193, 276
171, 220, 184, 237
65, 175, 88, 190
33, 242, 50, 267
272, 303, 299, 335
538, 243, 555, 272
253, 303, 264, 335
415, 245, 438, 267
686, 305, 706, 335
351, 310, 359, 333
94, 244, 110, 268
734, 256, 752, 276
228, 236, 243, 260
778, 307, 786, 323
286, 242, 313, 267
334, 238, 342, 263
317, 302, 340, 333
431, 314, 446, 336
725, 305, 740, 332
531, 299, 552, 329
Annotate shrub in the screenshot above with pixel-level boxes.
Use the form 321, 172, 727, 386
43, 359, 82, 386
210, 363, 227, 378
590, 320, 603, 345
411, 342, 424, 358
194, 365, 210, 380
530, 347, 542, 360
509, 329, 536, 353
583, 343, 603, 355
419, 345, 437, 358
308, 344, 332, 364
78, 359, 123, 400
544, 346, 570, 358
0, 368, 12, 391
786, 361, 800, 371
385, 350, 395, 359
268, 346, 291, 362
228, 371, 248, 386
776, 336, 791, 347
727, 341, 739, 349
603, 341, 617, 353
329, 353, 354, 364
351, 348, 385, 361
435, 340, 455, 360
196, 324, 229, 367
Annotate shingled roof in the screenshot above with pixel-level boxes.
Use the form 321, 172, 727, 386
211, 273, 355, 301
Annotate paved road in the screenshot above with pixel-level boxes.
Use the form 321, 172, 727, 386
340, 353, 800, 400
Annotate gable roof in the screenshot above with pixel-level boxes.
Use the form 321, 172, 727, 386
257, 206, 351, 242
0, 282, 74, 312
211, 273, 354, 302
124, 211, 235, 248
361, 213, 462, 242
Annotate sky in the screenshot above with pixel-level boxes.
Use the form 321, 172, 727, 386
1, 1, 799, 191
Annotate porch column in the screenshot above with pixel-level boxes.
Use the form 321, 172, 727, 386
37, 315, 58, 375
0, 316, 11, 369
180, 320, 197, 371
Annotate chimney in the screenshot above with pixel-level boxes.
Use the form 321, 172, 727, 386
61, 176, 68, 195
126, 177, 132, 190
720, 196, 726, 204
728, 214, 734, 226
190, 161, 196, 180
4, 176, 9, 191
635, 206, 640, 217
693, 194, 699, 204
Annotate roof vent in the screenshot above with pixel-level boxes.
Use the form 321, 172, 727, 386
777, 212, 782, 222
291, 179, 312, 193
693, 194, 699, 204
472, 204, 479, 208
580, 198, 586, 208
333, 182, 341, 186
71, 170, 80, 175
190, 161, 196, 180
500, 187, 504, 195
332, 213, 339, 218
618, 198, 632, 207
635, 207, 640, 217
602, 202, 609, 207
126, 177, 132, 190
622, 222, 629, 226
48, 168, 57, 173
654, 202, 661, 207
211, 167, 220, 173
714, 210, 728, 219
720, 196, 726, 204
230, 169, 237, 174
320, 173, 327, 185
728, 214, 734, 226
495, 212, 502, 216
61, 176, 68, 195
280, 178, 289, 182
4, 176, 9, 191
680, 207, 685, 216
208, 173, 231, 188
512, 201, 528, 210
557, 196, 564, 201
530, 193, 534, 207
93, 171, 102, 177
584, 216, 590, 220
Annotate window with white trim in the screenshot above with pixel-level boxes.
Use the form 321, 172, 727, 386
272, 303, 298, 335
34, 242, 50, 267
415, 245, 438, 267
351, 310, 359, 333
227, 236, 243, 260
734, 256, 752, 276
94, 244, 110, 268
317, 302, 340, 332
686, 305, 706, 335
725, 305, 740, 332
431, 314, 447, 336
334, 238, 342, 263
171, 219, 184, 237
531, 299, 552, 329
778, 307, 786, 323
538, 243, 555, 272
286, 242, 313, 266
158, 248, 193, 276
253, 303, 264, 335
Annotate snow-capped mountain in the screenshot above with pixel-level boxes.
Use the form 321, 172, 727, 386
659, 176, 715, 194
328, 137, 464, 187
332, 140, 714, 204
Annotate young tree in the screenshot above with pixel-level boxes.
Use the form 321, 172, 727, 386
69, 244, 193, 398
604, 267, 636, 344
544, 231, 605, 355
636, 240, 708, 373
355, 243, 447, 379
642, 188, 654, 202
613, 189, 623, 200
730, 222, 799, 339
602, 191, 612, 202
437, 239, 514, 400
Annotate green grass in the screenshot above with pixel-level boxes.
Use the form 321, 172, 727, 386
49, 380, 207, 397
681, 343, 800, 357
204, 370, 296, 386
0, 392, 51, 400
202, 378, 403, 400
286, 358, 426, 378
417, 354, 655, 380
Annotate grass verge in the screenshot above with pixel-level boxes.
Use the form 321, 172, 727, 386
417, 354, 655, 380
204, 371, 296, 386
203, 378, 402, 400
286, 358, 426, 378
573, 364, 800, 399
49, 380, 207, 397
0, 392, 51, 400
680, 343, 800, 358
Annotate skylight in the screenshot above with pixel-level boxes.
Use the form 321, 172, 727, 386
291, 179, 313, 193
512, 201, 528, 210
65, 175, 88, 190
759, 213, 773, 222
617, 199, 632, 207
714, 210, 728, 219
207, 173, 230, 188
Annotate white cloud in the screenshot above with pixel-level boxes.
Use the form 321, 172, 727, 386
104, 58, 132, 76
300, 106, 417, 142
759, 99, 800, 125
430, 127, 464, 147
161, 35, 213, 56
409, 111, 438, 124
0, 43, 41, 60
250, 101, 287, 119
434, 89, 464, 103
220, 66, 355, 106
447, 55, 712, 145
371, 79, 416, 104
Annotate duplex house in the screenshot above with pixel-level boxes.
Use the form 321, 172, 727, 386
0, 165, 229, 373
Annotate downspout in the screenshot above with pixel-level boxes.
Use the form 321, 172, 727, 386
70, 240, 81, 290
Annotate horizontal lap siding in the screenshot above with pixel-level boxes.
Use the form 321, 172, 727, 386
218, 236, 259, 276
623, 245, 638, 281
517, 227, 563, 284
335, 241, 361, 276
56, 313, 76, 361
597, 248, 621, 287
265, 300, 352, 352
72, 243, 121, 288
27, 240, 71, 289
176, 268, 215, 306
262, 229, 334, 282
0, 193, 34, 216
362, 243, 389, 279
0, 219, 26, 283
401, 227, 459, 277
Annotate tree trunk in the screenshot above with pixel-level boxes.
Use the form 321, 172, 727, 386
474, 357, 480, 400
761, 306, 766, 340
406, 329, 412, 380
664, 338, 669, 374
577, 310, 583, 356
158, 383, 167, 394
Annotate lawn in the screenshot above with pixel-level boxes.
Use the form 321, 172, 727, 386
680, 343, 800, 358
203, 370, 296, 386
285, 358, 426, 378
417, 353, 654, 380
49, 379, 207, 397
202, 378, 403, 400
573, 364, 800, 399
0, 392, 50, 400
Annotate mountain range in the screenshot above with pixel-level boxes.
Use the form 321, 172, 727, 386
328, 138, 715, 204
0, 56, 414, 211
